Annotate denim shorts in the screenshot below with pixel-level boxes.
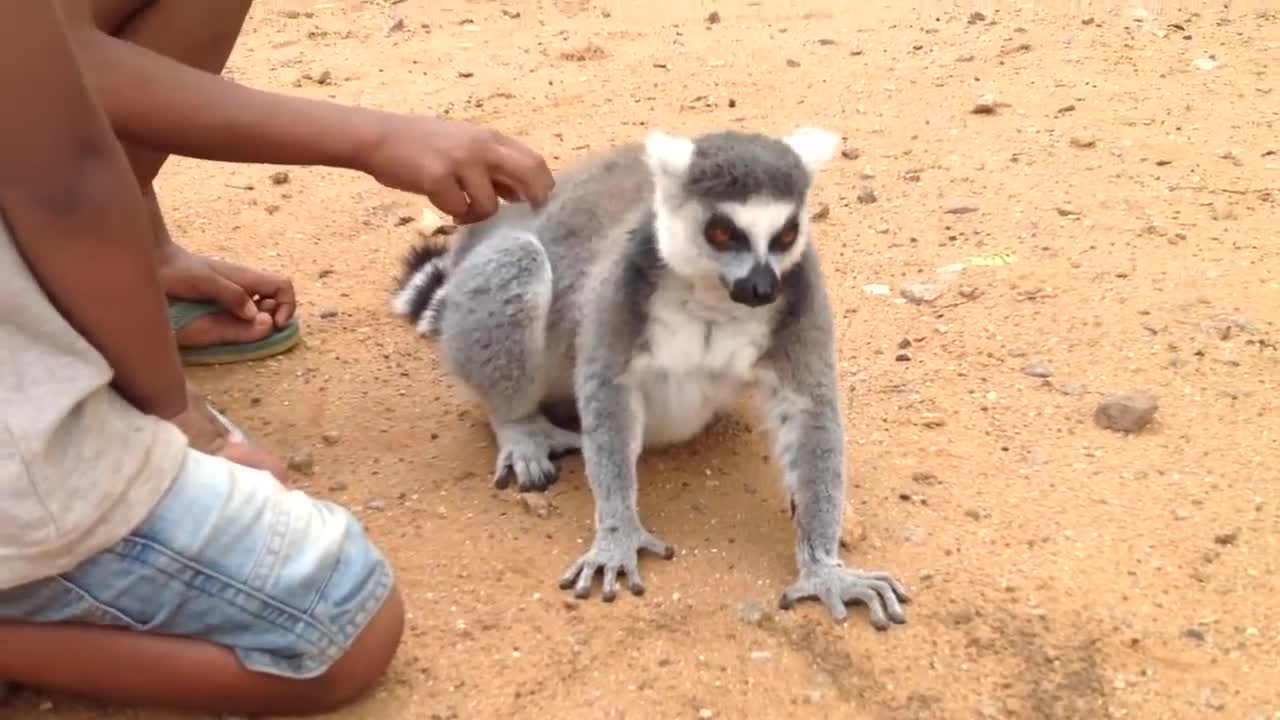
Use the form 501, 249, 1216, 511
0, 448, 394, 680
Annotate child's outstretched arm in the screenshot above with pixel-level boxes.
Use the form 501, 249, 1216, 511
0, 2, 187, 420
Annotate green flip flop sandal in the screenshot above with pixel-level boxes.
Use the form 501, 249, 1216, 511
170, 300, 302, 366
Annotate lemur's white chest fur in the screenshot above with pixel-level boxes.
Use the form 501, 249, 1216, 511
626, 277, 774, 447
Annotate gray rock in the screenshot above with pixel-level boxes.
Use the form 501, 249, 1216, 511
857, 186, 878, 204
321, 430, 341, 445
1022, 361, 1053, 378
1093, 392, 1159, 432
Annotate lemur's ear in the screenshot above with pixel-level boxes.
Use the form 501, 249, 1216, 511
643, 130, 696, 180
782, 127, 840, 176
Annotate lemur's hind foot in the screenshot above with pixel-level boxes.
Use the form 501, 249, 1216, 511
491, 415, 582, 491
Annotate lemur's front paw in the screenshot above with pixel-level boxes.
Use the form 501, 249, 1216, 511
558, 523, 675, 601
779, 563, 911, 629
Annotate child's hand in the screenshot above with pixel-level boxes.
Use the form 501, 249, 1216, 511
166, 382, 289, 482
361, 114, 555, 225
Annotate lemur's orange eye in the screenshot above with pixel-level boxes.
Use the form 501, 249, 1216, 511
707, 226, 733, 249
773, 227, 798, 252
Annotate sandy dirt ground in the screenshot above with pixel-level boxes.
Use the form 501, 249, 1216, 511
6, 0, 1280, 718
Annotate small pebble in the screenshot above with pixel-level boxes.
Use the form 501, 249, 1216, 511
699, 710, 714, 720
705, 10, 720, 24
1210, 199, 1234, 220
911, 470, 939, 485
269, 171, 290, 185
1200, 687, 1227, 711
1069, 133, 1097, 148
942, 197, 981, 214
810, 202, 831, 221
1024, 447, 1050, 467
856, 187, 878, 204
800, 690, 824, 705
1055, 205, 1081, 217
1183, 627, 1207, 642
1022, 361, 1053, 378
841, 147, 862, 160
519, 493, 551, 518
901, 282, 947, 304
737, 600, 770, 625
894, 350, 912, 362
500, 6, 521, 18
1093, 392, 1158, 433
1213, 529, 1239, 546
287, 450, 315, 476
320, 308, 339, 319
861, 283, 891, 296
1058, 382, 1088, 397
321, 431, 341, 445
971, 93, 997, 114
749, 650, 772, 662
1192, 57, 1220, 71
365, 498, 389, 512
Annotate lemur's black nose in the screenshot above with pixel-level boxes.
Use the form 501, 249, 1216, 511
730, 263, 778, 307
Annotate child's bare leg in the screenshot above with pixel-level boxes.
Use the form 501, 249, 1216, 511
0, 589, 402, 716
0, 449, 404, 716
59, 0, 295, 350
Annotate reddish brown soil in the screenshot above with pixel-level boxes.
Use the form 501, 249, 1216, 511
10, 1, 1280, 719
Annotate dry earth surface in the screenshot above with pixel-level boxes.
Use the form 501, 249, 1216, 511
6, 0, 1280, 718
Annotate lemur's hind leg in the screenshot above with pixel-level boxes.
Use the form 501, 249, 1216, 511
435, 230, 580, 491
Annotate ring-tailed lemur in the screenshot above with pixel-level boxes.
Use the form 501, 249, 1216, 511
392, 128, 910, 627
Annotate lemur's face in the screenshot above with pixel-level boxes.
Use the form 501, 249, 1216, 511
698, 197, 806, 307
645, 127, 838, 308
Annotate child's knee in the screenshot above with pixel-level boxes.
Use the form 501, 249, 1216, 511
303, 583, 405, 714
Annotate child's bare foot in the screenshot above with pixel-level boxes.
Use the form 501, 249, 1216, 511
157, 243, 302, 365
